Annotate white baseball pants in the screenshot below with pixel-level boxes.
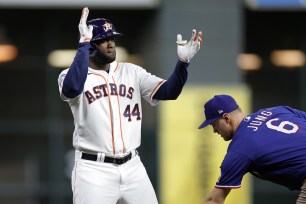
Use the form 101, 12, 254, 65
72, 152, 158, 204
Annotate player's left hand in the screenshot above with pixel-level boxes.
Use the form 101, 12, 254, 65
176, 29, 202, 63
79, 7, 93, 43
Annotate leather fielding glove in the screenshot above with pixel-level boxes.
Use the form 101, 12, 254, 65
177, 29, 203, 63
78, 7, 93, 43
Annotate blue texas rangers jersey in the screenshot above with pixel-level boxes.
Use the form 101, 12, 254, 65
216, 106, 306, 190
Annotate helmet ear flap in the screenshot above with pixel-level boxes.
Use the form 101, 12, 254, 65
89, 42, 98, 56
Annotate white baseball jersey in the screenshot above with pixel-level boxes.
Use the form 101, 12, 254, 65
58, 61, 165, 156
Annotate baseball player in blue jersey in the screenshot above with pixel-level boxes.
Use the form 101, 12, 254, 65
58, 7, 202, 204
198, 94, 306, 204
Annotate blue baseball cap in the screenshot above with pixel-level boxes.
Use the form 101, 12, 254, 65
198, 94, 239, 129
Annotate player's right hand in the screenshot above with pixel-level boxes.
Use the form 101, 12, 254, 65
78, 7, 93, 43
177, 29, 202, 63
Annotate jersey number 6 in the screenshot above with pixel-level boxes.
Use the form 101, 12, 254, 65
266, 118, 299, 134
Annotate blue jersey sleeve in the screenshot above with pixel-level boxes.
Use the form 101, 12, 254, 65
62, 42, 90, 98
216, 152, 251, 189
153, 60, 189, 100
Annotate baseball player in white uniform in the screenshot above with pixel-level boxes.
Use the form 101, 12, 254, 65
58, 7, 202, 204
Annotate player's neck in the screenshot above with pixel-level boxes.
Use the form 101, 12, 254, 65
89, 61, 110, 72
233, 113, 245, 133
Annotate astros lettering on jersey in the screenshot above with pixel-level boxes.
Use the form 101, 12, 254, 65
59, 60, 165, 156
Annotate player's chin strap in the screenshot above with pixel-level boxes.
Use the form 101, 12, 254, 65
177, 29, 203, 63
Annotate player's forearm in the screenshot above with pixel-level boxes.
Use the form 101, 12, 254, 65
62, 43, 90, 98
203, 188, 230, 204
204, 199, 224, 204
204, 194, 225, 204
153, 60, 189, 100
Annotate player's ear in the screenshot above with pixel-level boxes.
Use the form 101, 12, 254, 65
222, 113, 230, 124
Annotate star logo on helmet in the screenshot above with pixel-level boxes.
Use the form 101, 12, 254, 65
103, 22, 113, 32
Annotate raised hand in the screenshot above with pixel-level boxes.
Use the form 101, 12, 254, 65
78, 7, 93, 43
177, 29, 203, 63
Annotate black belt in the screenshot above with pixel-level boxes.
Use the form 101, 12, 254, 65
81, 152, 132, 165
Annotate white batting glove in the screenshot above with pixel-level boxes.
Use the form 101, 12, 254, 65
78, 7, 93, 43
176, 29, 203, 63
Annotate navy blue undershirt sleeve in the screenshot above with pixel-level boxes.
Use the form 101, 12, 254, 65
153, 60, 189, 100
62, 42, 90, 98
